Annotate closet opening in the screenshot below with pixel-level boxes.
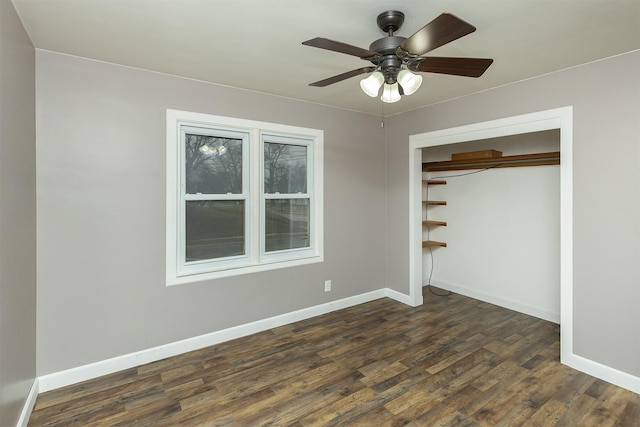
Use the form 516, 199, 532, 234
408, 106, 573, 364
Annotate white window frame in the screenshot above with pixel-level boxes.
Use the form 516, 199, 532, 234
166, 109, 323, 285
260, 133, 315, 263
179, 125, 251, 275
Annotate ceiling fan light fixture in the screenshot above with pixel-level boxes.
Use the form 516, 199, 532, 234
381, 83, 401, 103
397, 69, 423, 96
360, 71, 384, 97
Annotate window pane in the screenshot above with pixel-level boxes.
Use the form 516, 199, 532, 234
264, 143, 307, 194
185, 134, 243, 194
185, 200, 245, 261
265, 199, 310, 252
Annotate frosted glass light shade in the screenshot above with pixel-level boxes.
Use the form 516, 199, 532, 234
359, 71, 384, 97
397, 69, 423, 96
380, 83, 401, 103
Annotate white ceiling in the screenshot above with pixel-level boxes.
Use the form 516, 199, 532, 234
11, 0, 640, 116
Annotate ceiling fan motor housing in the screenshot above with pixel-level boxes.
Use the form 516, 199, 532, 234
369, 35, 406, 56
369, 35, 406, 84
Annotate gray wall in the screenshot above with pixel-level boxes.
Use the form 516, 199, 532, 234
0, 0, 37, 424
385, 51, 640, 377
35, 51, 387, 375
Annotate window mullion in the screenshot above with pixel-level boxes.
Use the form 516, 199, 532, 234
250, 128, 261, 262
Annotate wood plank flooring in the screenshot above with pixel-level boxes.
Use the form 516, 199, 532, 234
29, 288, 640, 426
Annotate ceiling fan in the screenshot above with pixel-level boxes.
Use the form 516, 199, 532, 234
302, 11, 493, 103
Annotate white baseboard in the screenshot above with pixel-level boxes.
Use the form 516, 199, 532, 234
16, 378, 38, 427
429, 280, 560, 324
563, 352, 640, 394
385, 287, 415, 306
30, 284, 640, 400
38, 288, 400, 393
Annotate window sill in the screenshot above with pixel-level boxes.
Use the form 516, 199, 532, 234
166, 254, 323, 286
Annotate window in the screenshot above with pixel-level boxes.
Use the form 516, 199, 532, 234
166, 110, 323, 285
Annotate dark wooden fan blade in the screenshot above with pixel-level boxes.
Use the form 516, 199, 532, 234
414, 57, 493, 77
302, 37, 380, 60
309, 67, 375, 87
401, 13, 476, 56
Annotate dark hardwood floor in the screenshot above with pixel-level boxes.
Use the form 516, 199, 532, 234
29, 288, 640, 426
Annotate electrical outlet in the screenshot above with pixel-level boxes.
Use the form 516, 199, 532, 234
324, 280, 331, 292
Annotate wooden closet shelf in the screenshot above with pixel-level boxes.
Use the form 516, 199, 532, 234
423, 200, 447, 206
423, 179, 447, 185
423, 151, 560, 172
423, 220, 447, 227
423, 240, 447, 248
